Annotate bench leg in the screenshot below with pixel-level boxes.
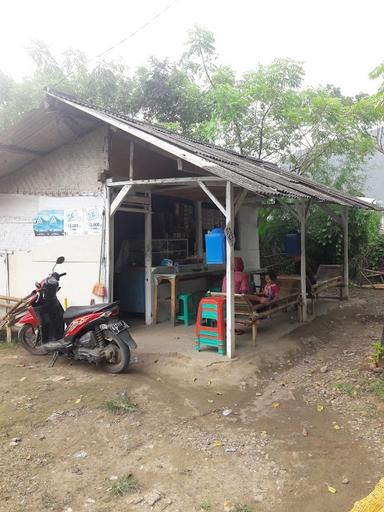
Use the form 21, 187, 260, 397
252, 323, 257, 347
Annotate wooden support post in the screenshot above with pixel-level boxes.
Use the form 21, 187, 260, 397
342, 207, 349, 299
225, 181, 235, 358
129, 141, 134, 179
298, 202, 308, 321
105, 186, 114, 303
195, 201, 203, 258
144, 192, 153, 325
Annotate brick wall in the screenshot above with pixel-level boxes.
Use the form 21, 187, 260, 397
0, 127, 108, 196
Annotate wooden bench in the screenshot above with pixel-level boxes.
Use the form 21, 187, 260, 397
309, 264, 344, 311
210, 277, 302, 346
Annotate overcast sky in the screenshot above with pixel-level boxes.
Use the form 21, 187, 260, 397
0, 0, 383, 96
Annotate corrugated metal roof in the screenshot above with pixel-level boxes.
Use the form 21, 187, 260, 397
0, 103, 98, 178
0, 88, 378, 210
45, 90, 377, 210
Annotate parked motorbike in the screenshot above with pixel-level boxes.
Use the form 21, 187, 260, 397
18, 256, 136, 373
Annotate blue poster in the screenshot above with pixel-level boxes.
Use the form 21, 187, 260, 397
33, 210, 64, 236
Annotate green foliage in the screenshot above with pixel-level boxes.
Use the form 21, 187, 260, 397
335, 382, 357, 397
199, 499, 211, 511
370, 341, 384, 365
234, 504, 252, 512
369, 378, 384, 400
1, 30, 383, 273
104, 392, 138, 414
110, 474, 139, 496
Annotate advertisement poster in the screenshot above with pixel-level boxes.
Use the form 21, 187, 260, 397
33, 210, 64, 236
64, 209, 84, 236
85, 206, 103, 234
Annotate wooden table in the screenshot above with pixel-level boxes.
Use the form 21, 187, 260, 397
153, 270, 224, 325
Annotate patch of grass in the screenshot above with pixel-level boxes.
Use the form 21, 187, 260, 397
335, 381, 357, 397
234, 505, 252, 512
368, 378, 384, 400
110, 474, 139, 496
104, 392, 138, 414
200, 500, 211, 511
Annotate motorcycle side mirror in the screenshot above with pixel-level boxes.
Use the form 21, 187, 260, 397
52, 256, 65, 272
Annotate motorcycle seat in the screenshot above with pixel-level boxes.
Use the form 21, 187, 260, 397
63, 302, 119, 323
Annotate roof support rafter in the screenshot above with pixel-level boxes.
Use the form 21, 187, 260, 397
110, 184, 134, 216
106, 176, 224, 187
198, 181, 226, 216
234, 189, 248, 215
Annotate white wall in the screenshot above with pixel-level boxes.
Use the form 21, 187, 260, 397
236, 205, 260, 270
0, 125, 110, 307
1, 195, 105, 306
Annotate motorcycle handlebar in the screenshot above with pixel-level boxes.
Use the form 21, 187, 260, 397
59, 273, 67, 278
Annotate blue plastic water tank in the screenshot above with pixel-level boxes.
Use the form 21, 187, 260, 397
284, 232, 301, 256
205, 228, 226, 264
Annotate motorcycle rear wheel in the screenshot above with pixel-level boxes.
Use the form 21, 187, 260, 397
18, 324, 48, 355
100, 336, 130, 373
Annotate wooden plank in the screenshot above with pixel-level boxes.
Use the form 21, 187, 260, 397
199, 181, 226, 216
234, 189, 248, 215
225, 181, 235, 358
105, 185, 114, 303
342, 207, 349, 299
195, 201, 203, 258
129, 141, 134, 179
107, 176, 224, 187
144, 192, 153, 326
298, 202, 307, 321
0, 295, 22, 303
110, 184, 133, 216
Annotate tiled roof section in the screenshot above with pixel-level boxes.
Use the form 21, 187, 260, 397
28, 89, 381, 209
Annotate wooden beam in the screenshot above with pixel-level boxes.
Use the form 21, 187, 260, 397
342, 207, 349, 299
105, 186, 114, 303
121, 195, 151, 205
198, 181, 226, 216
298, 202, 308, 321
129, 141, 134, 178
118, 206, 149, 214
110, 184, 134, 216
234, 189, 248, 215
107, 176, 224, 187
145, 193, 153, 325
195, 201, 203, 258
225, 181, 235, 358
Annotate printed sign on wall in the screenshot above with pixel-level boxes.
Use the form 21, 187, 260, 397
33, 210, 64, 236
85, 206, 103, 234
64, 208, 84, 236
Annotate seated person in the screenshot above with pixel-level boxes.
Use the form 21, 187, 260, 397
222, 257, 250, 294
252, 271, 279, 304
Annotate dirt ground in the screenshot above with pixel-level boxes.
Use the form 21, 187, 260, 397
0, 288, 383, 512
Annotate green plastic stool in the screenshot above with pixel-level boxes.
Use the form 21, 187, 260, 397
177, 293, 193, 326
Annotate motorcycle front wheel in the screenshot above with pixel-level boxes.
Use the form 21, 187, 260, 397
100, 335, 130, 373
18, 324, 48, 355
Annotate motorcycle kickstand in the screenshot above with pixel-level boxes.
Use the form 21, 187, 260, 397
48, 351, 59, 368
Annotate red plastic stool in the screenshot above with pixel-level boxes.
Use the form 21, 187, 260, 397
195, 297, 226, 355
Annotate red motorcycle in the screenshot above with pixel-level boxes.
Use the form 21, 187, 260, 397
18, 257, 136, 373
